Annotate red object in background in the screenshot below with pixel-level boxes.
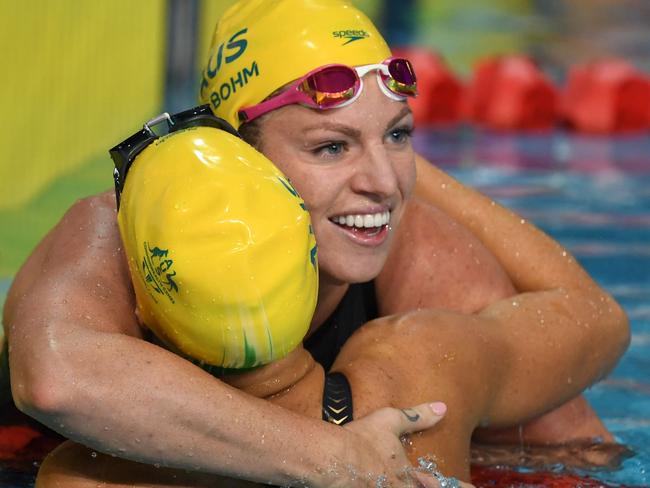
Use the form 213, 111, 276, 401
471, 465, 641, 488
0, 425, 40, 458
0, 402, 64, 465
467, 55, 559, 131
391, 47, 464, 127
563, 59, 650, 134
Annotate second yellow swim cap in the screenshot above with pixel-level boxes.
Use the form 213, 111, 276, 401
115, 112, 318, 369
199, 0, 392, 128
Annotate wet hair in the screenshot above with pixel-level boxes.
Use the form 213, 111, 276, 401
239, 119, 263, 150
238, 83, 290, 151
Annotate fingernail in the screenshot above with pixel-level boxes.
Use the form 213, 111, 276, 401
430, 402, 447, 416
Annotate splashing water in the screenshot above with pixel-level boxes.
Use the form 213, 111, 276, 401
415, 457, 461, 487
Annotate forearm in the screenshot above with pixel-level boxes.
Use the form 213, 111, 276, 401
11, 326, 349, 486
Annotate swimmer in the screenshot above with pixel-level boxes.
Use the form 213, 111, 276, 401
4, 1, 628, 486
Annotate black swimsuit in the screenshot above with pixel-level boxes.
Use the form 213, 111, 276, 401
304, 281, 378, 424
304, 281, 378, 371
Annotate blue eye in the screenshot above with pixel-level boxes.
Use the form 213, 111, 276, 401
389, 126, 413, 144
315, 142, 345, 156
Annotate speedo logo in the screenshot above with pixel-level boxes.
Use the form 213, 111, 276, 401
333, 29, 370, 45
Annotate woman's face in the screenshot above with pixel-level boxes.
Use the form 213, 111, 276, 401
257, 77, 416, 285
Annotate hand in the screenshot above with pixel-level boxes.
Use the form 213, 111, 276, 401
338, 402, 472, 487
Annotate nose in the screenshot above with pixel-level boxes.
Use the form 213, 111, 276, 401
350, 144, 400, 200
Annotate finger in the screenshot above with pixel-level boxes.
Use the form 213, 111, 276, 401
366, 402, 447, 437
412, 471, 442, 488
413, 470, 475, 488
394, 402, 447, 437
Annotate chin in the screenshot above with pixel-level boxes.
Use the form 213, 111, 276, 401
319, 253, 387, 285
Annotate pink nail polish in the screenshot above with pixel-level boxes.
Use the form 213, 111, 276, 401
430, 402, 447, 416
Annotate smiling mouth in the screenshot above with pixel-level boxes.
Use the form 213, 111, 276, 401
329, 211, 390, 238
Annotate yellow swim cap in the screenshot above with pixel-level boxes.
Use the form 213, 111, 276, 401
116, 115, 318, 369
199, 0, 392, 128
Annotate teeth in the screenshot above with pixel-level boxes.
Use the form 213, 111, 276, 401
332, 211, 390, 228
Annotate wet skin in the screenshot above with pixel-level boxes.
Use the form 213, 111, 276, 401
6, 80, 626, 487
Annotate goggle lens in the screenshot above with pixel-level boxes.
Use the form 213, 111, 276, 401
384, 58, 418, 96
301, 66, 359, 108
388, 58, 417, 86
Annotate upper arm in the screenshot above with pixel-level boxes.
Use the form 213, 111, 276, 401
4, 191, 142, 370
376, 197, 515, 315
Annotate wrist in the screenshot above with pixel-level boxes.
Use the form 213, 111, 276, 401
298, 424, 367, 488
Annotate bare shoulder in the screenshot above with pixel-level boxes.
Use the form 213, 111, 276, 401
4, 190, 139, 336
376, 196, 515, 315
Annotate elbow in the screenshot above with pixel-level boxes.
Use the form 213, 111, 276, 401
611, 297, 631, 357
10, 356, 75, 423
598, 293, 630, 367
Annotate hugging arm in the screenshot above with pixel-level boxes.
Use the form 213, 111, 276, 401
5, 192, 445, 488
408, 156, 629, 423
326, 160, 628, 478
309, 155, 629, 479
375, 156, 626, 444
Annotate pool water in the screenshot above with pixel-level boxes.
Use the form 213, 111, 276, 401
0, 129, 648, 487
415, 128, 650, 486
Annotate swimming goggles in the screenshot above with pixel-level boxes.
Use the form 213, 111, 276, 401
109, 105, 239, 209
238, 57, 417, 123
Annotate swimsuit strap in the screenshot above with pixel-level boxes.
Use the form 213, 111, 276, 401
322, 372, 354, 425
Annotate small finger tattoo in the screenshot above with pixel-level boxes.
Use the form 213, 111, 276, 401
401, 408, 420, 422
